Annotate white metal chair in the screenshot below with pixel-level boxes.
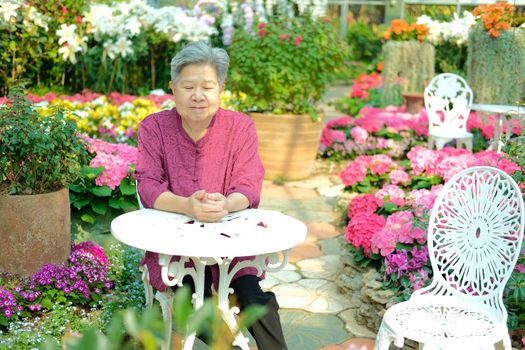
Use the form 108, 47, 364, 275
425, 73, 474, 150
375, 166, 525, 350
136, 183, 175, 350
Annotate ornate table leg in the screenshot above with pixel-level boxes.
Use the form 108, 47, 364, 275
215, 250, 291, 350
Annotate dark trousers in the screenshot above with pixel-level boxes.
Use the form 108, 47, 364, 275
180, 268, 288, 350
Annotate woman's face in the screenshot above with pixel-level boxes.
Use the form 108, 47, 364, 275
170, 63, 222, 128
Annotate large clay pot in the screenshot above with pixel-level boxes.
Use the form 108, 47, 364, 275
0, 188, 71, 277
249, 113, 324, 180
402, 92, 425, 114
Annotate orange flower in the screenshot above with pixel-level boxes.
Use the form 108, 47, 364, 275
383, 19, 428, 41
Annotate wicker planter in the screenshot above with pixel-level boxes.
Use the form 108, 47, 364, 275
0, 188, 71, 277
381, 41, 435, 106
249, 113, 324, 180
467, 26, 525, 104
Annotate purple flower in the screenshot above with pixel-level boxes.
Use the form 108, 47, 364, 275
3, 308, 12, 317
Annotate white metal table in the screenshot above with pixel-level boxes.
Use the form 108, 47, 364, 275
471, 103, 525, 152
111, 208, 307, 350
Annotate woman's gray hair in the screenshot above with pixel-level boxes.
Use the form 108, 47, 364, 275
170, 41, 229, 86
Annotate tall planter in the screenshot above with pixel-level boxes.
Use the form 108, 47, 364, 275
381, 41, 435, 106
249, 113, 324, 180
467, 26, 525, 104
0, 188, 71, 277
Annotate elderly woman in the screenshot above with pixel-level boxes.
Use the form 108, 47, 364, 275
134, 42, 287, 349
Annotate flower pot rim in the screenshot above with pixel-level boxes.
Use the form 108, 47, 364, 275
1, 187, 69, 198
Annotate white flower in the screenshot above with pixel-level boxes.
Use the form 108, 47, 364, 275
114, 37, 133, 58
59, 45, 79, 64
0, 1, 20, 23
56, 24, 78, 45
125, 16, 141, 36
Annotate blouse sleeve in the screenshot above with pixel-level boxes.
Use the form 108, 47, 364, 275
134, 118, 169, 208
226, 120, 265, 208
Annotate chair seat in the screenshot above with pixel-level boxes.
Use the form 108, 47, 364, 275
429, 128, 473, 139
383, 299, 504, 347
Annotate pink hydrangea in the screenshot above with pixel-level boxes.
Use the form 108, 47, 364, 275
345, 214, 386, 257
407, 146, 442, 176
436, 154, 476, 181
340, 157, 372, 186
474, 150, 520, 174
347, 194, 383, 218
350, 126, 368, 145
370, 227, 398, 256
369, 154, 394, 176
81, 135, 138, 190
320, 128, 346, 147
407, 188, 440, 217
375, 184, 406, 207
389, 169, 411, 185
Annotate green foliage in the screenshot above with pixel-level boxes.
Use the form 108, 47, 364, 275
467, 26, 525, 105
0, 86, 88, 195
345, 21, 384, 68
381, 41, 435, 106
69, 167, 138, 225
38, 286, 266, 350
228, 15, 350, 115
434, 42, 468, 75
330, 96, 365, 116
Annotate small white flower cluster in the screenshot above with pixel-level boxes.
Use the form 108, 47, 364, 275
0, 0, 50, 31
417, 11, 477, 46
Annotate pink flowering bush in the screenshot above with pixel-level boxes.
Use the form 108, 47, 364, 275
0, 242, 113, 327
69, 135, 139, 224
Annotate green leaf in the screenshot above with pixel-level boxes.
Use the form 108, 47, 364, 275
81, 213, 96, 224
91, 199, 108, 215
119, 178, 136, 195
41, 298, 53, 309
91, 186, 112, 197
73, 198, 91, 210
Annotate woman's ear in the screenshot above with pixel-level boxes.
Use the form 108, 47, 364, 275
169, 81, 176, 95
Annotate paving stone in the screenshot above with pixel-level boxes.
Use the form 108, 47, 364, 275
305, 294, 346, 314
289, 242, 323, 263
316, 283, 353, 308
272, 283, 318, 309
317, 184, 345, 198
338, 309, 377, 338
271, 269, 302, 283
320, 237, 343, 255
284, 176, 334, 189
280, 310, 349, 350
297, 255, 344, 281
306, 222, 341, 239
297, 278, 329, 291
260, 274, 279, 289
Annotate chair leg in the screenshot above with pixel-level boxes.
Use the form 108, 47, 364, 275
139, 265, 154, 308
374, 321, 400, 350
435, 137, 449, 150
155, 289, 174, 350
464, 138, 473, 151
502, 334, 512, 350
428, 136, 435, 150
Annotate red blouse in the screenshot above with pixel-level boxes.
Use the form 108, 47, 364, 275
134, 108, 265, 291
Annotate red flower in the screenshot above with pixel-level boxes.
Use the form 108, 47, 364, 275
258, 29, 266, 37
75, 16, 82, 24
294, 35, 303, 47
258, 22, 266, 29
61, 6, 68, 15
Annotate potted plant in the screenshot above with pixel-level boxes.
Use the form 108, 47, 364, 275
0, 87, 88, 277
381, 19, 434, 110
227, 14, 349, 180
467, 2, 525, 105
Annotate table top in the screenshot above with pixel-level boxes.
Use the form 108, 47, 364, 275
111, 208, 308, 258
471, 103, 525, 115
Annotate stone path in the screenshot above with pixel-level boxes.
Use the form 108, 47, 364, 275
257, 177, 376, 350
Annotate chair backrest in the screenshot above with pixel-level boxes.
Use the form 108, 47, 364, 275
135, 180, 145, 209
424, 73, 473, 132
419, 166, 524, 322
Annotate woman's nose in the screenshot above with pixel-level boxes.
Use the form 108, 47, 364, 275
192, 88, 205, 100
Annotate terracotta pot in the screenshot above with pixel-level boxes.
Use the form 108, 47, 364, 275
249, 113, 324, 180
402, 92, 425, 114
0, 188, 71, 277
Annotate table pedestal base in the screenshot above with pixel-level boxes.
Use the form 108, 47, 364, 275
142, 251, 290, 350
